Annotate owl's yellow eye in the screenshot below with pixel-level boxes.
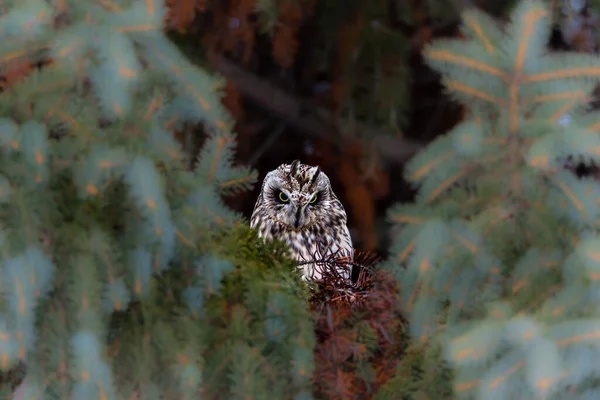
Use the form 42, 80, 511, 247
278, 191, 289, 202
309, 195, 317, 204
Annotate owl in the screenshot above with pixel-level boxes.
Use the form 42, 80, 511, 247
250, 160, 353, 281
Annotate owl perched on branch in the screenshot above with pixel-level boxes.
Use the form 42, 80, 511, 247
250, 160, 353, 281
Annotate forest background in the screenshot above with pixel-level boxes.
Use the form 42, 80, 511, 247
158, 0, 600, 258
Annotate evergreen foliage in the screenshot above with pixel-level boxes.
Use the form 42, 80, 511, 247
0, 0, 315, 398
387, 0, 600, 398
11, 0, 600, 399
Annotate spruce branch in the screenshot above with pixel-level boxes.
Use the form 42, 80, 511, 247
388, 0, 600, 398
0, 0, 315, 398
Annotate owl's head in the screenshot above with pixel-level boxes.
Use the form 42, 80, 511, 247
256, 160, 338, 230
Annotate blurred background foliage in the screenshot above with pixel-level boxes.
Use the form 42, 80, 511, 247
162, 0, 600, 257
3, 0, 598, 258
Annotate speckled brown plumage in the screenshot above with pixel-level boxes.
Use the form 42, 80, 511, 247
250, 160, 353, 281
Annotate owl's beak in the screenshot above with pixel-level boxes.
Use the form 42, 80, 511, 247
293, 206, 303, 229
291, 203, 308, 229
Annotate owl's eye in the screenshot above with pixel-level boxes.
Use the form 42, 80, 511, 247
277, 191, 289, 203
309, 194, 318, 204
